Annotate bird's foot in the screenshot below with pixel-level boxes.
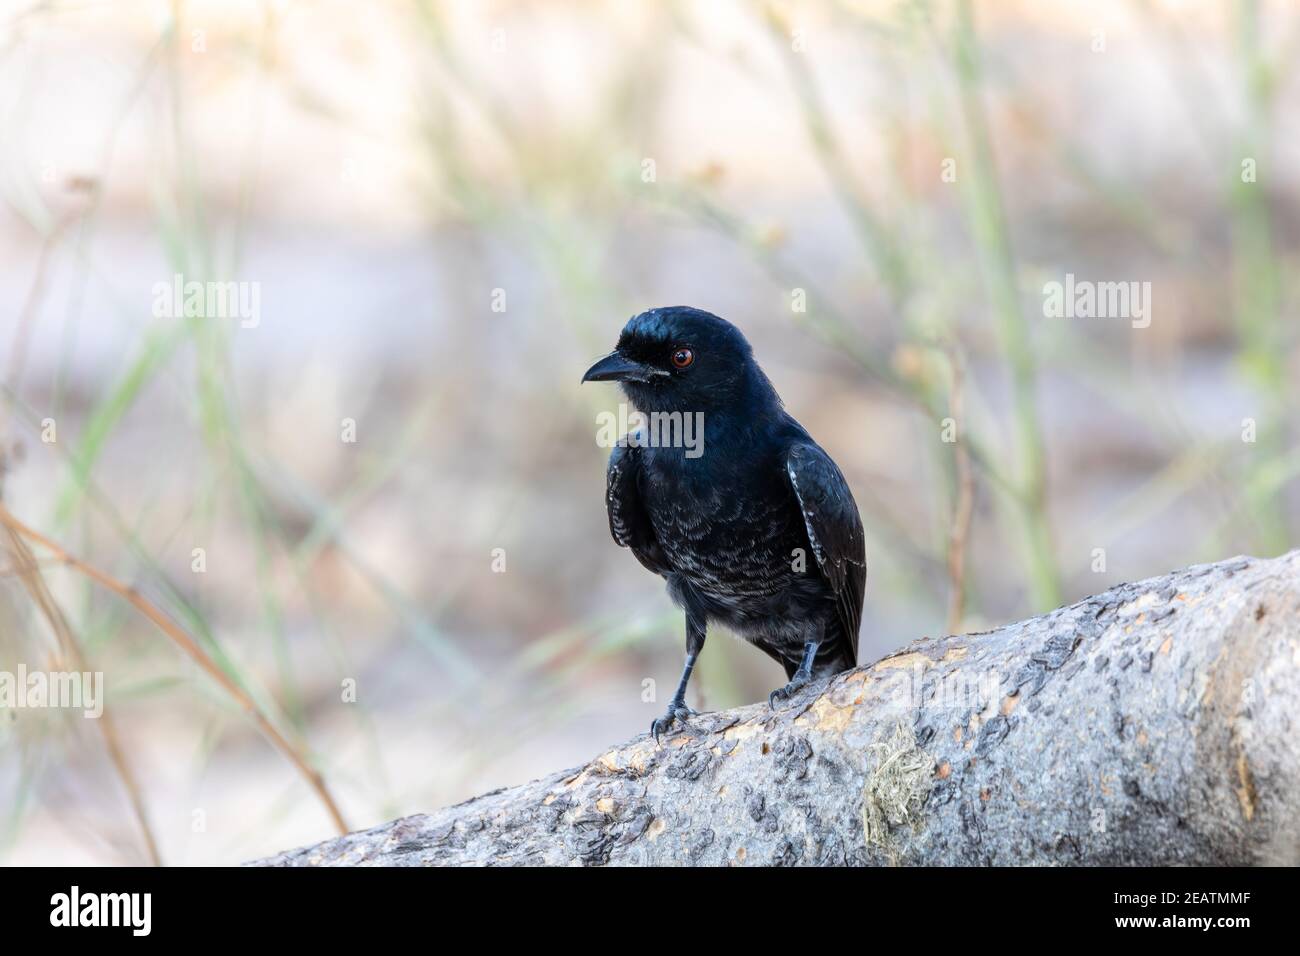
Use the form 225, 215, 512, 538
650, 699, 698, 744
769, 672, 812, 709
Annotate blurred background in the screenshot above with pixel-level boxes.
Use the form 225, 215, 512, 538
1, 0, 1298, 865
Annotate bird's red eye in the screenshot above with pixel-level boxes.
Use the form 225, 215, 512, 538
671, 347, 695, 369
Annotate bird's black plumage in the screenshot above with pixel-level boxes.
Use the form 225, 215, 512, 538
583, 307, 867, 739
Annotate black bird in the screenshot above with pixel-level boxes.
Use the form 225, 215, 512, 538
582, 306, 866, 740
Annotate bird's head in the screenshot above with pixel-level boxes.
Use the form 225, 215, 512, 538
581, 306, 770, 414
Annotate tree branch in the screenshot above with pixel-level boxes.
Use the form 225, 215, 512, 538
253, 551, 1300, 866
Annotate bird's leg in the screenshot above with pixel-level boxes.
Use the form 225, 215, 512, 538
651, 613, 706, 743
769, 640, 820, 708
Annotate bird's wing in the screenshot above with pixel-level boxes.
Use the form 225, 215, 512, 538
606, 440, 670, 575
786, 442, 867, 663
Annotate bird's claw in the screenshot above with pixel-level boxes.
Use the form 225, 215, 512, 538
650, 701, 698, 744
769, 674, 811, 709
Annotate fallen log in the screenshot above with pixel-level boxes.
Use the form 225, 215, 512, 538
253, 550, 1300, 866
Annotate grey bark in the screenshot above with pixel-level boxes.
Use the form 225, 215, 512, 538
253, 551, 1300, 866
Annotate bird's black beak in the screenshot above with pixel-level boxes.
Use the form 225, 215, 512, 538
581, 351, 662, 384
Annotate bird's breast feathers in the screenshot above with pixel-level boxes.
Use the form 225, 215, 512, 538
642, 480, 808, 594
